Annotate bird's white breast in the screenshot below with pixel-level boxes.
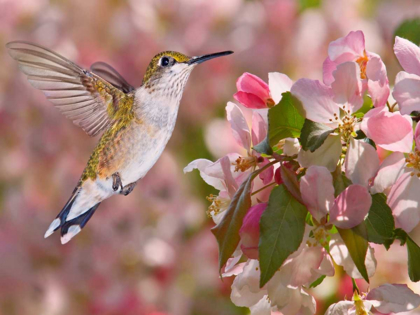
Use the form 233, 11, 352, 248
118, 87, 182, 185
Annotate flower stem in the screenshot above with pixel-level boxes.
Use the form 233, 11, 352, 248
352, 278, 360, 294
251, 182, 276, 196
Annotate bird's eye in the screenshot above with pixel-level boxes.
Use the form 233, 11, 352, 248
160, 57, 170, 67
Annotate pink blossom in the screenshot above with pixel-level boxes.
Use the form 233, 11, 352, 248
388, 172, 420, 232
393, 36, 420, 114
228, 259, 317, 315
226, 102, 274, 184
239, 203, 267, 260
299, 166, 335, 222
344, 138, 380, 187
300, 166, 372, 229
234, 72, 293, 109
360, 106, 413, 153
326, 284, 420, 315
184, 154, 244, 223
371, 152, 406, 195
234, 72, 273, 109
298, 135, 342, 172
329, 234, 377, 279
371, 123, 420, 232
282, 244, 334, 287
366, 283, 420, 313
323, 30, 390, 107
292, 62, 364, 172
292, 61, 363, 125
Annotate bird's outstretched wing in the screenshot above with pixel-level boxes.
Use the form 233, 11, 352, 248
90, 62, 135, 94
6, 41, 134, 136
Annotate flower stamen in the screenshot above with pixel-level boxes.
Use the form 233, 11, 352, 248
233, 156, 258, 172
356, 50, 369, 80
406, 149, 420, 177
338, 115, 357, 143
206, 194, 230, 217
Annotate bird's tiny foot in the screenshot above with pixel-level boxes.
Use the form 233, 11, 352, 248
112, 172, 123, 191
120, 182, 137, 196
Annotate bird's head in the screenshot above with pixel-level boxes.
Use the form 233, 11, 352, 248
142, 50, 233, 96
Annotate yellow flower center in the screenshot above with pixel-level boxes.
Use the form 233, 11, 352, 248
338, 115, 357, 143
356, 50, 369, 80
406, 149, 420, 177
353, 291, 372, 315
306, 226, 329, 247
233, 156, 258, 172
206, 194, 230, 218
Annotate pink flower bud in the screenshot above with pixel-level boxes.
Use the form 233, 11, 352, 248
239, 203, 267, 259
233, 72, 274, 109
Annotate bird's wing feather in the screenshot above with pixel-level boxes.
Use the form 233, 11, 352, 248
90, 62, 135, 94
7, 41, 132, 136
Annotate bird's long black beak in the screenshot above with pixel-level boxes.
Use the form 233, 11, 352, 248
188, 51, 234, 65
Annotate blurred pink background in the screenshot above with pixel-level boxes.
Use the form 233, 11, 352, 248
1, 0, 420, 314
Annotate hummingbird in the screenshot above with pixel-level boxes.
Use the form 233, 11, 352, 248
7, 41, 233, 244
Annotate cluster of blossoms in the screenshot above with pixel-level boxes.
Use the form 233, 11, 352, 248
185, 31, 420, 314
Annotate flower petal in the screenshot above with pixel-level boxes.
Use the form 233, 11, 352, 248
249, 297, 271, 315
367, 283, 420, 313
234, 91, 267, 109
268, 72, 293, 104
183, 158, 225, 190
267, 271, 316, 315
371, 152, 406, 194
236, 72, 270, 102
231, 260, 267, 307
323, 56, 337, 86
251, 112, 267, 146
298, 135, 342, 172
345, 138, 380, 187
300, 166, 335, 221
388, 172, 420, 233
394, 36, 420, 76
393, 71, 420, 115
226, 102, 252, 150
325, 301, 355, 315
330, 184, 372, 229
360, 106, 413, 153
329, 234, 377, 279
220, 155, 239, 197
239, 203, 267, 260
328, 30, 365, 63
291, 79, 340, 124
366, 54, 390, 107
331, 62, 364, 113
288, 246, 327, 287
258, 158, 274, 185
415, 121, 420, 150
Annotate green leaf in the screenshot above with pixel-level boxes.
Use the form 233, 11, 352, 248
309, 275, 326, 288
300, 119, 335, 152
338, 223, 370, 283
364, 194, 395, 249
259, 185, 308, 287
212, 171, 255, 272
394, 18, 420, 45
392, 229, 420, 282
254, 92, 305, 155
394, 228, 408, 245
406, 235, 420, 282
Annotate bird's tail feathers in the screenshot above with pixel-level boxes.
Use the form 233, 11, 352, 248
44, 186, 100, 244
